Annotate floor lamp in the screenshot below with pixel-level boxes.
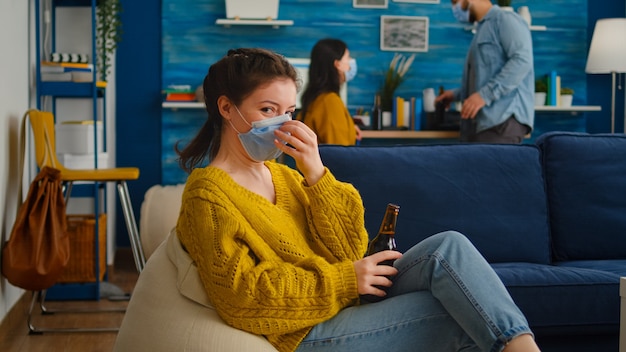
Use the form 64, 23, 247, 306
585, 18, 626, 134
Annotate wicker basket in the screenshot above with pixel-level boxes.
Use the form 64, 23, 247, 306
57, 214, 107, 283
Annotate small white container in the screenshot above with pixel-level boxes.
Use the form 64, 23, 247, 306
560, 94, 573, 107
58, 152, 109, 169
56, 121, 103, 154
225, 0, 279, 20
382, 111, 392, 127
517, 6, 532, 27
422, 88, 436, 113
353, 115, 370, 127
534, 92, 547, 106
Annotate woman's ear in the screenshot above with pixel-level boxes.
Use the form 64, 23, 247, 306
333, 59, 342, 71
217, 96, 232, 121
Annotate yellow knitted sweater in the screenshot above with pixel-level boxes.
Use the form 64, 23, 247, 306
297, 92, 357, 145
176, 161, 369, 352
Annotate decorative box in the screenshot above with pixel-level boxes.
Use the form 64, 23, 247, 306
55, 120, 103, 154
225, 0, 279, 19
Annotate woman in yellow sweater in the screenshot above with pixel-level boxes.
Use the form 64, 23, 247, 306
175, 48, 540, 352
297, 38, 362, 145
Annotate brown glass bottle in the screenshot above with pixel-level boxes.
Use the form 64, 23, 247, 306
361, 203, 400, 303
371, 94, 383, 131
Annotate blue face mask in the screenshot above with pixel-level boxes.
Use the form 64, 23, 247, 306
345, 58, 357, 82
231, 106, 291, 162
452, 1, 470, 23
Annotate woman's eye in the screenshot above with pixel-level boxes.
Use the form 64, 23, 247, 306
285, 111, 294, 118
261, 107, 274, 114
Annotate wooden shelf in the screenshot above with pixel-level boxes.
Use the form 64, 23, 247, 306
361, 130, 459, 139
215, 18, 294, 28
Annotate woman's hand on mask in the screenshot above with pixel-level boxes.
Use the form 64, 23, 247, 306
274, 120, 325, 186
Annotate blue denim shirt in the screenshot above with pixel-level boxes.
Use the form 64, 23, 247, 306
454, 6, 534, 133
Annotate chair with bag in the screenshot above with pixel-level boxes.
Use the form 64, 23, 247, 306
18, 108, 143, 333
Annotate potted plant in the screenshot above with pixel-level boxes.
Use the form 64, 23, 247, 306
380, 53, 415, 112
534, 78, 547, 106
498, 0, 513, 11
96, 0, 123, 83
560, 87, 574, 107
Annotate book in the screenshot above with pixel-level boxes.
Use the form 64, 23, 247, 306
41, 61, 94, 70
71, 71, 94, 82
403, 100, 411, 128
41, 65, 93, 73
549, 70, 558, 106
395, 96, 405, 127
41, 72, 72, 82
41, 71, 97, 83
164, 92, 196, 101
556, 75, 561, 106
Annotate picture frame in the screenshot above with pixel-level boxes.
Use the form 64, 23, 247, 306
392, 0, 440, 4
353, 0, 388, 9
380, 15, 429, 52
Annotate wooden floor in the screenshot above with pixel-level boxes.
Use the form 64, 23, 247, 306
0, 248, 139, 352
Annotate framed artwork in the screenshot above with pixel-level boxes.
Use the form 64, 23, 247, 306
393, 0, 440, 3
380, 15, 429, 52
353, 0, 388, 9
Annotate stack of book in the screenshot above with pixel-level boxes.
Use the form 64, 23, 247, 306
163, 85, 197, 102
545, 70, 561, 106
40, 61, 95, 83
392, 96, 422, 130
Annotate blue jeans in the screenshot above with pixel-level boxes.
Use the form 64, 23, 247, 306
295, 231, 532, 352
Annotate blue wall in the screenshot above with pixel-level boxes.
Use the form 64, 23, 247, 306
116, 0, 625, 246
161, 0, 592, 185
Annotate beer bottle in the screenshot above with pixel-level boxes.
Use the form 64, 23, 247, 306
361, 203, 400, 303
371, 94, 383, 131
366, 203, 399, 262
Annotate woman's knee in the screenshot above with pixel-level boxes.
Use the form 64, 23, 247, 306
430, 230, 471, 247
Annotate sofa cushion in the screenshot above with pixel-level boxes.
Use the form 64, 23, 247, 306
319, 144, 550, 264
493, 262, 620, 331
536, 132, 626, 261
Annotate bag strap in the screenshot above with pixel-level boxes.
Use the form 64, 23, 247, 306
17, 110, 31, 203
18, 109, 58, 203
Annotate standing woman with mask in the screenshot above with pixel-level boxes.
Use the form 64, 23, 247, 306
297, 38, 362, 145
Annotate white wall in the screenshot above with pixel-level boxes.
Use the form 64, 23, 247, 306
0, 0, 118, 324
0, 0, 30, 322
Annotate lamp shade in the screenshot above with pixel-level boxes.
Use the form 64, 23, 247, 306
586, 18, 626, 74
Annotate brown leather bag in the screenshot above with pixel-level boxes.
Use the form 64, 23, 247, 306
1, 113, 70, 290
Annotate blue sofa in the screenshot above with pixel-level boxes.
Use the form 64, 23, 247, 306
319, 132, 626, 352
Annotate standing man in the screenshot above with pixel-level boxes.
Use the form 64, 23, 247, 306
436, 0, 534, 143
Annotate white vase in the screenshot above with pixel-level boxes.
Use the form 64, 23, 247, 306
534, 92, 546, 106
560, 94, 573, 107
517, 6, 532, 27
382, 111, 392, 128
422, 88, 436, 112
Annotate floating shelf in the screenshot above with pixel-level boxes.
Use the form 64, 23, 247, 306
465, 24, 546, 33
216, 18, 294, 28
535, 105, 602, 113
162, 101, 204, 109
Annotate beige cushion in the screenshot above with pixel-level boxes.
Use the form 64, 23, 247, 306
139, 184, 185, 259
114, 230, 278, 352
